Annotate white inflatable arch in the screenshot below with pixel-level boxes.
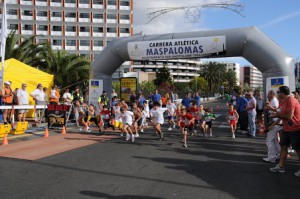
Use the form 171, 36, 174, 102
91, 26, 295, 96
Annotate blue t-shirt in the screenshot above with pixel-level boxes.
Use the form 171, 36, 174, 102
236, 96, 248, 112
152, 94, 161, 103
181, 97, 191, 108
193, 96, 201, 107
138, 96, 145, 106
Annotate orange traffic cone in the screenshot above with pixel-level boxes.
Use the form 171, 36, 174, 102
61, 126, 66, 135
2, 134, 8, 145
44, 128, 49, 138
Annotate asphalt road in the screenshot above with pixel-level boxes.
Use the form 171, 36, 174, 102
0, 100, 299, 199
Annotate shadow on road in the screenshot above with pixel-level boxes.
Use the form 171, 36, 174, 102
80, 190, 165, 199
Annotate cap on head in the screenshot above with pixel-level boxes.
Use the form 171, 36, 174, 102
4, 81, 11, 85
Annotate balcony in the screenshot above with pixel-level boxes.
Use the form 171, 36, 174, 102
79, 32, 90, 36
21, 30, 33, 35
92, 4, 104, 9
52, 45, 62, 50
79, 18, 90, 23
92, 32, 103, 37
93, 19, 104, 23
65, 17, 76, 22
36, 30, 48, 36
21, 15, 34, 20
107, 33, 117, 37
7, 0, 18, 4
36, 16, 48, 21
65, 46, 76, 50
65, 31, 76, 36
51, 31, 62, 36
50, 2, 62, 7
120, 33, 130, 37
106, 19, 117, 24
107, 5, 117, 9
36, 1, 48, 6
65, 3, 76, 7
20, 0, 33, 5
79, 3, 90, 8
51, 16, 62, 22
79, 46, 90, 51
120, 19, 130, 24
93, 46, 103, 51
120, 6, 130, 10
7, 15, 18, 20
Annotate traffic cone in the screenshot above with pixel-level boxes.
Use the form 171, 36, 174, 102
258, 114, 266, 134
2, 134, 8, 145
61, 126, 66, 135
44, 128, 49, 138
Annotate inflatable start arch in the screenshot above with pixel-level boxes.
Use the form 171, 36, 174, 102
91, 26, 295, 96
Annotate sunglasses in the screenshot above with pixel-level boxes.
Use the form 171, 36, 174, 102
277, 91, 281, 94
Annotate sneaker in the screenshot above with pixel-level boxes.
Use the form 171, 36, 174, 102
204, 133, 208, 138
294, 169, 300, 177
270, 164, 285, 173
145, 123, 148, 127
159, 133, 164, 141
87, 128, 91, 133
135, 133, 140, 138
193, 130, 197, 134
262, 157, 276, 164
168, 127, 172, 131
140, 129, 144, 133
79, 127, 83, 131
232, 134, 236, 139
131, 134, 135, 142
173, 124, 176, 128
183, 143, 187, 148
209, 132, 213, 137
126, 134, 130, 141
120, 133, 124, 137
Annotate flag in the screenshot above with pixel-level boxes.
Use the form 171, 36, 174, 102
1, 0, 7, 87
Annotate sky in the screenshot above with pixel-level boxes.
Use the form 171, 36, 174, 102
133, 0, 300, 66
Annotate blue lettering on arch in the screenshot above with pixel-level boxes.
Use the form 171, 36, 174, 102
146, 49, 153, 55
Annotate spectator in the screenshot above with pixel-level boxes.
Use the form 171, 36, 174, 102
2, 81, 13, 124
236, 91, 248, 134
270, 86, 300, 177
148, 92, 154, 109
111, 89, 118, 98
17, 83, 29, 122
72, 86, 84, 103
129, 91, 136, 106
152, 89, 161, 103
171, 91, 179, 104
193, 92, 201, 107
181, 93, 191, 109
98, 91, 109, 107
43, 87, 48, 102
30, 83, 46, 122
138, 93, 145, 107
161, 94, 167, 107
63, 88, 72, 106
245, 92, 257, 137
292, 91, 300, 103
256, 92, 264, 122
49, 85, 60, 104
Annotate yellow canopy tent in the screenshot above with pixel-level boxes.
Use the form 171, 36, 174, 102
0, 58, 54, 117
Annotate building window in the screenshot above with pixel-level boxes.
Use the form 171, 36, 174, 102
52, 12, 62, 17
9, 24, 18, 30
36, 0, 47, 2
120, 15, 129, 20
23, 10, 33, 16
37, 11, 47, 17
93, 14, 103, 19
94, 40, 103, 46
107, 0, 116, 5
38, 25, 48, 31
66, 26, 76, 32
52, 39, 62, 45
79, 0, 89, 3
65, 12, 76, 18
8, 9, 18, 15
107, 27, 116, 33
65, 0, 76, 3
80, 40, 90, 46
93, 0, 103, 4
79, 13, 90, 18
107, 14, 116, 19
38, 39, 48, 43
80, 26, 90, 32
93, 27, 103, 32
52, 26, 62, 31
23, 25, 33, 30
51, 0, 61, 2
66, 40, 76, 46
120, 28, 129, 33
120, 1, 130, 6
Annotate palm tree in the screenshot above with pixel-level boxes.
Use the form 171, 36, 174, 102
200, 62, 226, 92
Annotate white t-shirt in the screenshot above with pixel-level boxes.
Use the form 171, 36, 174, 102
63, 92, 72, 105
270, 97, 279, 122
50, 89, 57, 99
31, 89, 45, 101
17, 89, 29, 105
143, 105, 150, 118
119, 111, 134, 126
113, 106, 122, 122
166, 103, 176, 116
150, 107, 167, 124
246, 97, 257, 114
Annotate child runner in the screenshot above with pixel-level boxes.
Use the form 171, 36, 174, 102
120, 98, 129, 110
113, 102, 124, 136
226, 104, 239, 139
166, 99, 177, 130
142, 101, 150, 128
117, 107, 135, 142
178, 106, 195, 148
203, 108, 216, 137
150, 102, 168, 141
138, 105, 145, 133
189, 102, 200, 135
74, 100, 89, 132
198, 105, 206, 136
132, 102, 142, 138
100, 105, 114, 134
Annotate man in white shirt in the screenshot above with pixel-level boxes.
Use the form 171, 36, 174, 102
245, 92, 257, 137
30, 83, 46, 122
17, 83, 29, 122
62, 88, 72, 105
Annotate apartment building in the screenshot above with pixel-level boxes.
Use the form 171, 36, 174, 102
240, 65, 263, 89
0, 0, 133, 61
225, 62, 240, 85
131, 59, 201, 83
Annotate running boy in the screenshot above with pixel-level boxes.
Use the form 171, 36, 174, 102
226, 104, 239, 139
132, 102, 142, 137
178, 106, 195, 148
203, 108, 216, 137
189, 102, 200, 135
118, 107, 135, 142
150, 102, 168, 141
166, 99, 177, 130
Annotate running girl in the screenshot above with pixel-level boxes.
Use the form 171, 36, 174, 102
113, 102, 123, 135
226, 104, 239, 139
178, 106, 195, 148
166, 99, 177, 130
150, 102, 168, 141
189, 102, 200, 135
117, 107, 135, 142
203, 108, 216, 137
198, 105, 206, 136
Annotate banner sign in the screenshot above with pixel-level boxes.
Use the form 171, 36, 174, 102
89, 79, 103, 106
271, 78, 284, 88
47, 104, 70, 128
128, 36, 226, 60
120, 77, 137, 103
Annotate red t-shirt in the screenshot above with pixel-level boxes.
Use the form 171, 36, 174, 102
280, 96, 300, 132
189, 107, 199, 120
179, 113, 194, 127
100, 110, 111, 121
